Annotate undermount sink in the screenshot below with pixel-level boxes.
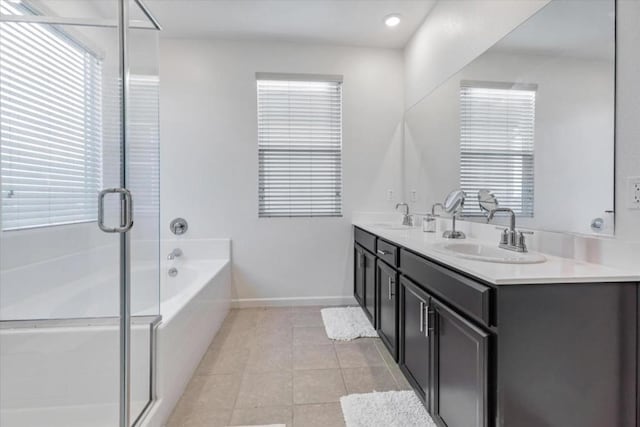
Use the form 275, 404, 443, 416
435, 242, 547, 264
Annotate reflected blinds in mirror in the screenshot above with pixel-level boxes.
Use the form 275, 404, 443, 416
257, 75, 343, 218
459, 81, 536, 217
0, 1, 102, 230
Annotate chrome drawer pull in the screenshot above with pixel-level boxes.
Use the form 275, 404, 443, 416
425, 306, 431, 338
377, 249, 391, 256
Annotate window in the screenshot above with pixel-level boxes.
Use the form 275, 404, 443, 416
257, 74, 342, 217
127, 75, 160, 218
0, 1, 102, 230
459, 81, 536, 217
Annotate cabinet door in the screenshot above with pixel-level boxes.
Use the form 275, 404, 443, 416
376, 260, 398, 360
354, 245, 365, 308
399, 276, 431, 403
363, 250, 376, 324
432, 299, 489, 427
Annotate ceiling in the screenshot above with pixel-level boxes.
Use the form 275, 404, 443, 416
143, 0, 437, 49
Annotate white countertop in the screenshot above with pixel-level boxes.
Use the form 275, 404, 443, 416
354, 222, 640, 286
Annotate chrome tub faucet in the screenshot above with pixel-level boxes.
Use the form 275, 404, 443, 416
167, 248, 183, 260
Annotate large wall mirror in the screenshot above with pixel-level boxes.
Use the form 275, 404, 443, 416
404, 0, 615, 235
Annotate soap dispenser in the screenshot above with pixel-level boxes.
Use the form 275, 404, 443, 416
423, 203, 444, 233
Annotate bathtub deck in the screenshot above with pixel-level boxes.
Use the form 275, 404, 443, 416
166, 306, 412, 427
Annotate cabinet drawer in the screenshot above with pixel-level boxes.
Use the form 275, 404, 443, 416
376, 239, 398, 267
400, 249, 492, 326
354, 227, 376, 254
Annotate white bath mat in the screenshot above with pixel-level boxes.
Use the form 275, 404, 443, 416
320, 307, 377, 341
340, 391, 436, 427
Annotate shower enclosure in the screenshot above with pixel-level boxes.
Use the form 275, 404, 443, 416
0, 0, 161, 426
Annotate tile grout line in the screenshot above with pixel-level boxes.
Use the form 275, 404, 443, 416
334, 339, 350, 398
226, 313, 257, 427
372, 339, 403, 390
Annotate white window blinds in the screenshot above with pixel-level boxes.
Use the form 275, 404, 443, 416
459, 81, 536, 217
257, 74, 343, 218
0, 1, 102, 230
128, 75, 160, 218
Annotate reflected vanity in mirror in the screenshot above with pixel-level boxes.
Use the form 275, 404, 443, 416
404, 0, 615, 235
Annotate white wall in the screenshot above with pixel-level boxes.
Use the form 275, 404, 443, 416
404, 0, 550, 109
160, 39, 404, 304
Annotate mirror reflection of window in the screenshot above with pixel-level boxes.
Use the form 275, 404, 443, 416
459, 81, 536, 218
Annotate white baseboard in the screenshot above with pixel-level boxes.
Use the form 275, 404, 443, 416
231, 296, 356, 309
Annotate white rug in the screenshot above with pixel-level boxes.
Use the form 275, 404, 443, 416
320, 307, 377, 341
340, 391, 436, 427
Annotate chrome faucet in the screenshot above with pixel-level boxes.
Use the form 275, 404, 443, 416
486, 208, 530, 252
395, 202, 413, 226
167, 248, 183, 260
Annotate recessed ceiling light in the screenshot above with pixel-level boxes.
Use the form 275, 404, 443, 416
384, 14, 401, 28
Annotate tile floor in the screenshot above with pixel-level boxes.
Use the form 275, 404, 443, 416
167, 306, 413, 427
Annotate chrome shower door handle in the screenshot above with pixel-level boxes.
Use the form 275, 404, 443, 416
98, 188, 134, 233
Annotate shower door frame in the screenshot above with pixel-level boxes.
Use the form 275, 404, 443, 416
117, 1, 163, 425
0, 1, 162, 426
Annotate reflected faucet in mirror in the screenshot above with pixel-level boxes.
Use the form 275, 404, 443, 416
442, 190, 466, 239
422, 202, 445, 233
431, 203, 444, 216
395, 202, 413, 226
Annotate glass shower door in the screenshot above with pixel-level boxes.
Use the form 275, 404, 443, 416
126, 2, 161, 424
0, 1, 161, 425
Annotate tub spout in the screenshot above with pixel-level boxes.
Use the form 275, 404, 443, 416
167, 248, 183, 260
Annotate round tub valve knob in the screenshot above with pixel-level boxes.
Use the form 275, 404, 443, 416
170, 218, 188, 235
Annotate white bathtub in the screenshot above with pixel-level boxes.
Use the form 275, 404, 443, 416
0, 238, 231, 427
140, 238, 231, 427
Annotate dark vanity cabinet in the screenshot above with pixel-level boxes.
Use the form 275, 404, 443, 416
354, 228, 377, 324
353, 226, 638, 427
354, 244, 376, 323
376, 260, 398, 360
399, 276, 431, 402
354, 245, 365, 307
362, 250, 376, 322
399, 272, 489, 427
431, 299, 489, 427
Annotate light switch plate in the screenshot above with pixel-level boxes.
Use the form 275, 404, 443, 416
627, 177, 640, 209
387, 190, 393, 201
410, 189, 417, 202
